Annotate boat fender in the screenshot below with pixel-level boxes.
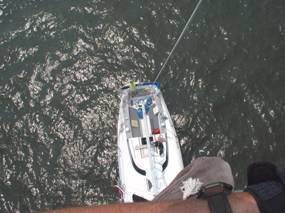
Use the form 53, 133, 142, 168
137, 108, 143, 119
145, 97, 153, 113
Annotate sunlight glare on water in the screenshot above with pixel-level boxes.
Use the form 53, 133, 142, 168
0, 0, 284, 211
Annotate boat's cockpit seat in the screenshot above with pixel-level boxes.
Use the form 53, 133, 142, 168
129, 107, 142, 138
129, 95, 160, 138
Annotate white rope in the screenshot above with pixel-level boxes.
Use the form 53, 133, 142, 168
154, 0, 204, 82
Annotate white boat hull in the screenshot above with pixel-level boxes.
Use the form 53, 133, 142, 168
117, 83, 184, 202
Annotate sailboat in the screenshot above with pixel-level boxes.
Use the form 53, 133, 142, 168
117, 82, 184, 202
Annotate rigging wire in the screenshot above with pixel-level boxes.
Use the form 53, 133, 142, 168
153, 0, 204, 82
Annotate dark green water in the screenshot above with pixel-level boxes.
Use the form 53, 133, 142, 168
0, 0, 285, 212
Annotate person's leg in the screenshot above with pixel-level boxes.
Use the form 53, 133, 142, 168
154, 157, 234, 201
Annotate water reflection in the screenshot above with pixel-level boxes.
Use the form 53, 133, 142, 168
0, 0, 284, 211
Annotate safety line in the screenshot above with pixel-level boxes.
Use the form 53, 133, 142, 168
154, 0, 204, 82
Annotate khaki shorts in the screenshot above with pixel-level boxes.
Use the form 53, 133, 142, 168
154, 157, 234, 201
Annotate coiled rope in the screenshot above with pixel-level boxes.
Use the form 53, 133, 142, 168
154, 0, 204, 82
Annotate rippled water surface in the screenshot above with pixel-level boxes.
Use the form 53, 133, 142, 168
0, 0, 285, 212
